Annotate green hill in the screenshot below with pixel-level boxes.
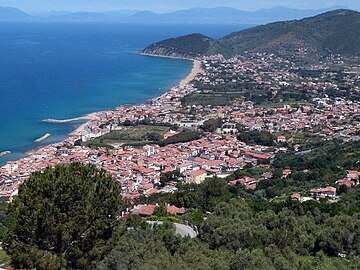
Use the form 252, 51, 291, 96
142, 33, 225, 59
142, 9, 360, 59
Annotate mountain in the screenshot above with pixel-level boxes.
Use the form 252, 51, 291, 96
251, 6, 347, 23
220, 9, 360, 57
39, 10, 140, 21
43, 12, 110, 22
0, 6, 348, 24
131, 6, 348, 25
129, 11, 158, 19
142, 9, 360, 59
0, 7, 32, 21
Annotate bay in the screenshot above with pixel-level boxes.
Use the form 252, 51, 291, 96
0, 22, 249, 165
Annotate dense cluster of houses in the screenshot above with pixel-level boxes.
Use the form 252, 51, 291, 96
0, 133, 274, 200
1, 53, 360, 205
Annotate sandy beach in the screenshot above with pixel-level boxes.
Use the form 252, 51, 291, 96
178, 60, 202, 86
139, 52, 202, 87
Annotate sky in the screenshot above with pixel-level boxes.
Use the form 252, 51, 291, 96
0, 0, 359, 13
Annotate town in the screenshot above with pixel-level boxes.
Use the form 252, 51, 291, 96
1, 52, 360, 211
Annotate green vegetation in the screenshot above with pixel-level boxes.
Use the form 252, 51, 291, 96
80, 126, 201, 149
237, 128, 275, 146
3, 163, 123, 270
221, 9, 360, 59
150, 215, 178, 223
143, 33, 222, 58
0, 197, 10, 240
248, 140, 360, 198
160, 170, 183, 187
158, 131, 202, 147
201, 118, 223, 132
144, 10, 360, 60
81, 125, 170, 149
96, 176, 360, 270
114, 138, 360, 268
182, 92, 242, 106
4, 139, 360, 269
0, 250, 8, 265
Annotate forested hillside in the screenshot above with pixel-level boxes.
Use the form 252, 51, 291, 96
143, 9, 360, 60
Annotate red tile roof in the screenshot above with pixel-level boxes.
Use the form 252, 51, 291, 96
191, 169, 207, 177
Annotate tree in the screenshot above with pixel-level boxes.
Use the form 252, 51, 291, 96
237, 130, 275, 146
196, 178, 230, 211
123, 120, 133, 126
153, 204, 168, 217
145, 132, 162, 142
201, 118, 222, 133
3, 163, 123, 270
230, 249, 275, 270
158, 131, 202, 147
160, 170, 182, 187
339, 185, 348, 194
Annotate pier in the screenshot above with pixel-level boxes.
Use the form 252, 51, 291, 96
0, 151, 11, 158
34, 133, 51, 143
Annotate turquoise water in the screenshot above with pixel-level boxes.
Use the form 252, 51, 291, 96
0, 23, 248, 165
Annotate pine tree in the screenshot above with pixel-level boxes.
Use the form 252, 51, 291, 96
3, 162, 123, 270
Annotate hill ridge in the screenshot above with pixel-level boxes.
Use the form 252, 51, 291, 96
142, 9, 360, 60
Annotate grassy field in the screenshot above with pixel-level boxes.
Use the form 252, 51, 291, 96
181, 90, 311, 107
181, 92, 242, 106
82, 125, 170, 148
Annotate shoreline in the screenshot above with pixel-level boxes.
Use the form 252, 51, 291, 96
1, 53, 202, 165
139, 52, 196, 61
139, 52, 201, 87
69, 54, 201, 136
179, 59, 202, 87
41, 53, 201, 127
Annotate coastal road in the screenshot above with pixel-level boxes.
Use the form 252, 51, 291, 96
147, 221, 198, 238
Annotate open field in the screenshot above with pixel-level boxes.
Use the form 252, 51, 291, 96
81, 125, 170, 148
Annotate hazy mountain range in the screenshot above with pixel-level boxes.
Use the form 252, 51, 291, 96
0, 6, 349, 25
142, 9, 360, 60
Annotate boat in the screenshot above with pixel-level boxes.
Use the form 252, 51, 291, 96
34, 133, 51, 143
0, 151, 11, 157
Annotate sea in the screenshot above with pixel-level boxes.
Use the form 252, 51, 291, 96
0, 22, 249, 165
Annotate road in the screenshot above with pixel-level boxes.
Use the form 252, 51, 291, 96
147, 221, 197, 238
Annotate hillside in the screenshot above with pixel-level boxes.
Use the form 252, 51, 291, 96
142, 34, 225, 59
142, 9, 360, 59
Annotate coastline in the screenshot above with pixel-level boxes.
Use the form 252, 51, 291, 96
1, 53, 203, 165
139, 52, 202, 87
179, 59, 202, 87
42, 53, 201, 127
139, 52, 196, 62
68, 53, 201, 136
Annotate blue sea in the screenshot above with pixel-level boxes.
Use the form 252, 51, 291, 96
0, 23, 249, 165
